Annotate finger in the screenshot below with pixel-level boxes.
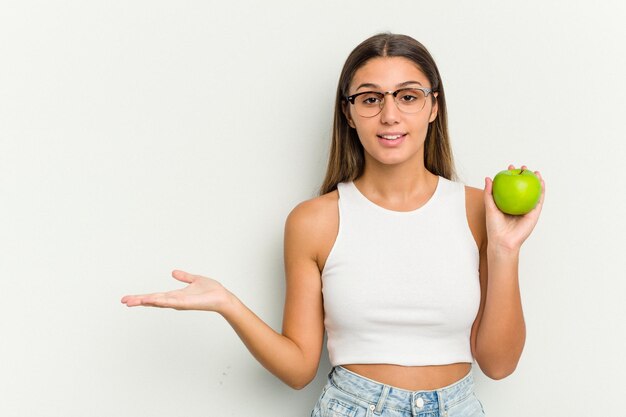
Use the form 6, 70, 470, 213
484, 176, 493, 194
137, 293, 169, 308
122, 293, 166, 307
483, 177, 498, 211
172, 270, 195, 284
508, 164, 515, 170
121, 294, 146, 305
134, 293, 180, 308
121, 295, 148, 307
521, 165, 527, 171
146, 293, 188, 309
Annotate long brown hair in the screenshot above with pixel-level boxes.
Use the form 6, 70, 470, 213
318, 33, 456, 196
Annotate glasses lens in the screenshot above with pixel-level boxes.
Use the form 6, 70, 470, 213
394, 88, 427, 114
354, 92, 384, 117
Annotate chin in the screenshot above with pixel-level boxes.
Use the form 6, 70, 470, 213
367, 151, 422, 167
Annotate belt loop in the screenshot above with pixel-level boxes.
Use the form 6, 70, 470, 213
373, 384, 390, 415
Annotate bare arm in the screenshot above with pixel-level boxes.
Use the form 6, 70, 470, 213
121, 200, 326, 390
470, 165, 545, 379
221, 199, 326, 388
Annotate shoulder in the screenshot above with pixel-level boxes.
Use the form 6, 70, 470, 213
464, 184, 484, 210
284, 190, 339, 262
463, 184, 487, 251
286, 190, 338, 231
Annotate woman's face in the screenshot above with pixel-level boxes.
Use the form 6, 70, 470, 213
344, 56, 438, 169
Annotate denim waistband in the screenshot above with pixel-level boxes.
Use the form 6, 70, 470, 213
329, 365, 475, 414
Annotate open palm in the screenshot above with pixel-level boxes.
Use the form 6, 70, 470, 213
121, 270, 230, 312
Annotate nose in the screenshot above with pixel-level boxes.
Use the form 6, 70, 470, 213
379, 92, 400, 124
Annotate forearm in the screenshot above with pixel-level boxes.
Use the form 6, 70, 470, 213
219, 293, 311, 389
476, 247, 526, 379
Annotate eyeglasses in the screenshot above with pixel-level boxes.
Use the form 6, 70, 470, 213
345, 87, 435, 118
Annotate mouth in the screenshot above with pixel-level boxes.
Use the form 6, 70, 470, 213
377, 133, 407, 141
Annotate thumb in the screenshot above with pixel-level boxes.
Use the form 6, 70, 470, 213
172, 269, 195, 284
484, 177, 492, 194
484, 177, 497, 211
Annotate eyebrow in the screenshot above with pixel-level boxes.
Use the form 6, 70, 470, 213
355, 80, 424, 91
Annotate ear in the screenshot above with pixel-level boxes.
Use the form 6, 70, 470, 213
428, 92, 439, 123
342, 101, 356, 128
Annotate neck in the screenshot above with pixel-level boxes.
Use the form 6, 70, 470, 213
354, 154, 438, 205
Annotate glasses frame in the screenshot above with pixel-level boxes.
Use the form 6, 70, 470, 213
345, 87, 435, 118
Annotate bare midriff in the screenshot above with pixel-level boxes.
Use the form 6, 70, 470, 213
341, 362, 472, 391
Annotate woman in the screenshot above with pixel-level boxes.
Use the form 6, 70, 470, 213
122, 33, 545, 416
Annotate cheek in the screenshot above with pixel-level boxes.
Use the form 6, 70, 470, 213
353, 126, 368, 146
352, 121, 375, 142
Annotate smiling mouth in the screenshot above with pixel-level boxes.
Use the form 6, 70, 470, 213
378, 134, 406, 141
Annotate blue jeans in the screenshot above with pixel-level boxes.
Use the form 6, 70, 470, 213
311, 366, 486, 417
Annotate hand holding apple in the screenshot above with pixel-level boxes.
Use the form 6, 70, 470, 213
483, 165, 545, 253
492, 168, 542, 215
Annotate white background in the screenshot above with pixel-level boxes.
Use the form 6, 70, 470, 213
2, 1, 625, 416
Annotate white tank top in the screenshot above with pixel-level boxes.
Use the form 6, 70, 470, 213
321, 176, 480, 367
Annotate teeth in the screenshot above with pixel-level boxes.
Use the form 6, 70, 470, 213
381, 135, 402, 140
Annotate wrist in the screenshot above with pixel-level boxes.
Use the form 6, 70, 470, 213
487, 243, 520, 259
218, 290, 243, 320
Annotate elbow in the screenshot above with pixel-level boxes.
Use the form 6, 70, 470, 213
484, 367, 516, 380
284, 369, 317, 390
289, 381, 310, 390
286, 376, 314, 390
478, 360, 519, 380
475, 342, 524, 381
475, 352, 521, 381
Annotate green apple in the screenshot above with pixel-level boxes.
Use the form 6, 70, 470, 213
492, 169, 541, 215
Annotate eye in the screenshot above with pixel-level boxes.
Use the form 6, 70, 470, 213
398, 92, 419, 102
359, 92, 383, 106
